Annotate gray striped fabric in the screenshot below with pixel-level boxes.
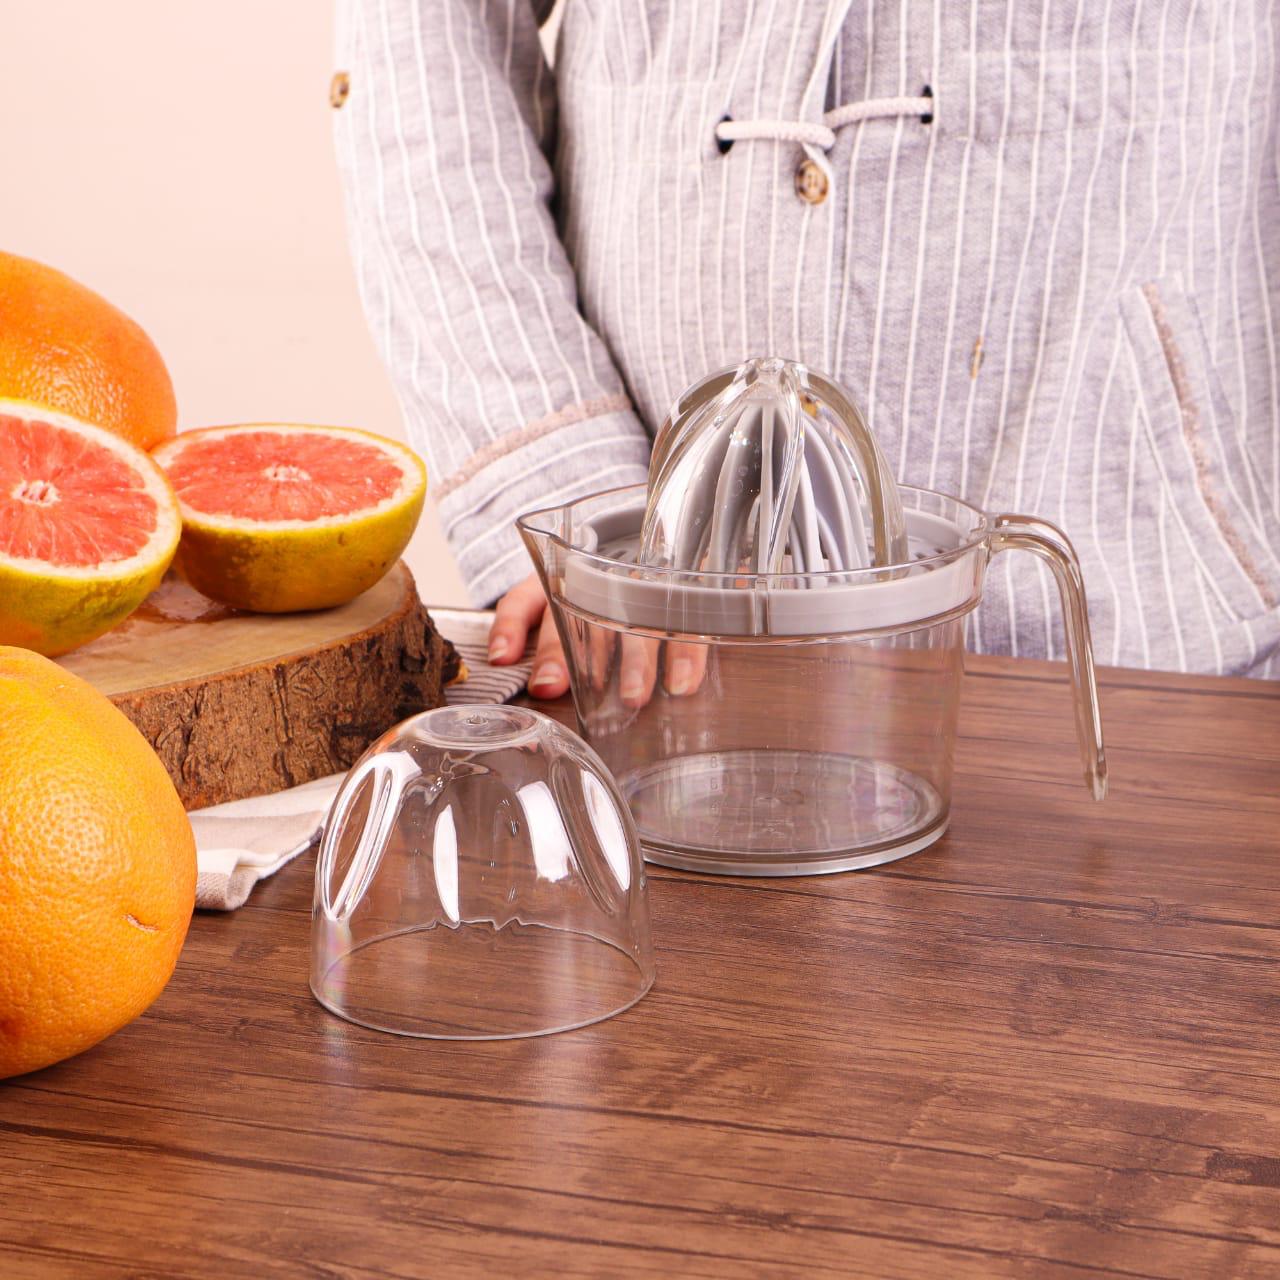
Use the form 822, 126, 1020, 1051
334, 0, 1280, 677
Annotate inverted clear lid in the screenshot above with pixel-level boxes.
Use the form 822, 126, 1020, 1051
311, 705, 656, 1039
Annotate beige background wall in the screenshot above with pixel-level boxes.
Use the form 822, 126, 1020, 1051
2, 1, 470, 605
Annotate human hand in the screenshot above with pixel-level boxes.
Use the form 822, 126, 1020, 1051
488, 573, 709, 703
488, 573, 568, 698
612, 635, 709, 708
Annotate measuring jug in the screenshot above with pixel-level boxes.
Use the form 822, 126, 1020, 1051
517, 484, 1106, 877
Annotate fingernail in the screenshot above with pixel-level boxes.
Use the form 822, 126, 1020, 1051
620, 669, 645, 701
667, 657, 694, 696
529, 664, 563, 691
488, 635, 509, 661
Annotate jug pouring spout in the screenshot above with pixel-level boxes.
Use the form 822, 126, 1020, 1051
515, 505, 557, 602
517, 486, 650, 604
516, 497, 579, 611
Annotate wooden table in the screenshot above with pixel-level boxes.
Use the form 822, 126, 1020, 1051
3, 656, 1278, 1278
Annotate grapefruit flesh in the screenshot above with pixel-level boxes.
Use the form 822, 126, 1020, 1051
0, 401, 180, 656
0, 251, 177, 452
153, 424, 426, 612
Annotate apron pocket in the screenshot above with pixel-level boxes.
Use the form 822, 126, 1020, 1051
1119, 276, 1280, 624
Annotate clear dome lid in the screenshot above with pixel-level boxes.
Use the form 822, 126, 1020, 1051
311, 705, 655, 1039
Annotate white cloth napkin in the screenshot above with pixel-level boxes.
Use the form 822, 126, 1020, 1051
190, 608, 533, 910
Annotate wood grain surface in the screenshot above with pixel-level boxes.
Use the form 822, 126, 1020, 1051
2, 655, 1278, 1278
56, 563, 450, 809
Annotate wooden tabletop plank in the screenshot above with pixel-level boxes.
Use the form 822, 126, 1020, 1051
2, 655, 1278, 1277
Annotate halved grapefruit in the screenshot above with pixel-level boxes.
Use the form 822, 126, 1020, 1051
0, 400, 181, 656
152, 424, 426, 612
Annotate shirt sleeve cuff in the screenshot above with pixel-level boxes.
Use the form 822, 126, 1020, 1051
433, 407, 652, 605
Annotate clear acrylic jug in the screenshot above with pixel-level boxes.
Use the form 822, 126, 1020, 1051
518, 485, 1105, 876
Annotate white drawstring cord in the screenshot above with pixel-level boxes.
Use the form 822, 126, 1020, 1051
715, 95, 935, 154
713, 0, 933, 184
716, 118, 837, 150
790, 0, 856, 180
824, 95, 934, 131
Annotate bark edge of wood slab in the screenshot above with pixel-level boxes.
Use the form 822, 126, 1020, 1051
59, 562, 450, 810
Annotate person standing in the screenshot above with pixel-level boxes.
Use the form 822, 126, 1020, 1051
334, 0, 1280, 686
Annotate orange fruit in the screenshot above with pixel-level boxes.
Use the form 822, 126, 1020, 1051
153, 423, 426, 612
0, 648, 196, 1080
0, 400, 181, 656
0, 251, 177, 452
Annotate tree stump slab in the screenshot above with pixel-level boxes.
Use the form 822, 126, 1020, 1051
57, 562, 454, 810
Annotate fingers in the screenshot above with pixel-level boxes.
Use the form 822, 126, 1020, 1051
619, 635, 660, 708
527, 616, 570, 699
488, 574, 545, 665
588, 625, 616, 692
491, 572, 567, 700
663, 641, 708, 697
490, 575, 705, 705
620, 639, 706, 708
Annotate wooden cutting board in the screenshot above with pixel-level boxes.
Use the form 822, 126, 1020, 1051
57, 562, 456, 810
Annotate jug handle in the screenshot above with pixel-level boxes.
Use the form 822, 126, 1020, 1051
317, 750, 421, 921
988, 514, 1108, 801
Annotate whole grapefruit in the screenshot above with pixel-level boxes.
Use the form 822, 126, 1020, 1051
0, 648, 196, 1080
0, 251, 177, 452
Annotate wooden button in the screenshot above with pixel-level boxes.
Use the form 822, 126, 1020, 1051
795, 159, 829, 205
329, 71, 350, 109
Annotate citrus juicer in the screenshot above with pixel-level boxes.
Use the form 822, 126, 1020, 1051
518, 357, 1106, 876
640, 357, 907, 576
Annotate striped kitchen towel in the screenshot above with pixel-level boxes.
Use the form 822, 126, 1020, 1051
189, 607, 535, 910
